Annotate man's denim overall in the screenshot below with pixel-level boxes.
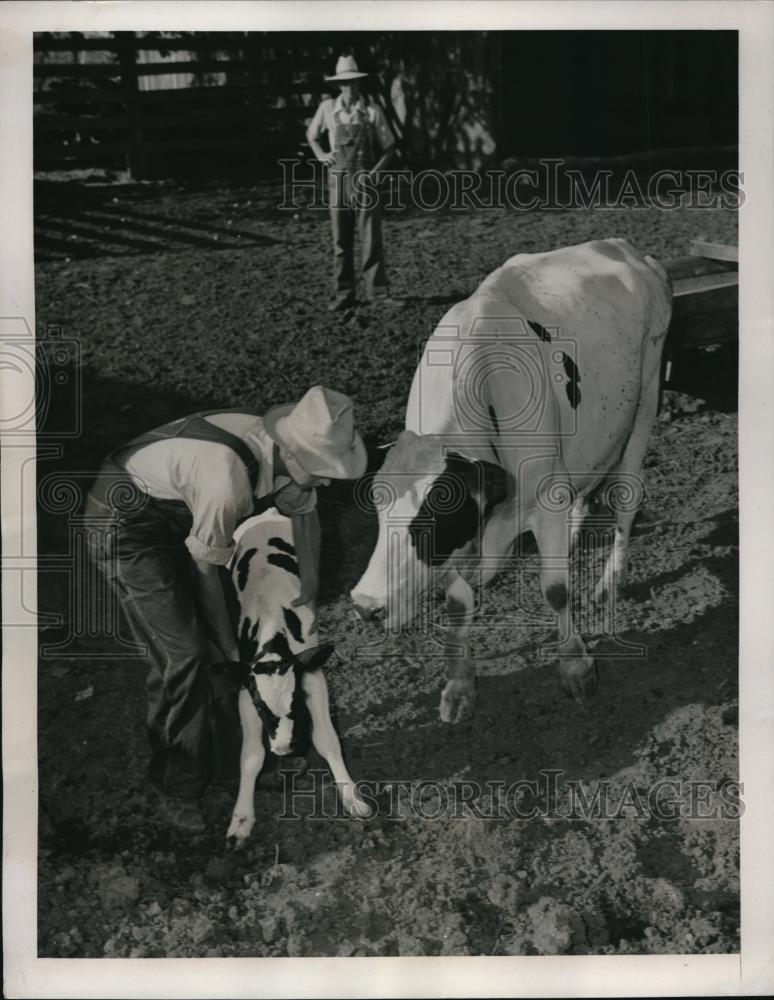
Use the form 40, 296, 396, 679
328, 109, 387, 306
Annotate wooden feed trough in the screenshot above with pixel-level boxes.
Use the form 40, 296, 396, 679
662, 239, 738, 381
665, 240, 738, 346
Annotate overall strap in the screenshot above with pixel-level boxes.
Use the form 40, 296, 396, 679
113, 411, 264, 490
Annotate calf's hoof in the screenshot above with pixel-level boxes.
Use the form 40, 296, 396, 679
342, 787, 372, 820
559, 658, 599, 701
440, 679, 476, 724
226, 813, 254, 847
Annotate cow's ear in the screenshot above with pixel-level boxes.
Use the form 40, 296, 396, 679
295, 642, 336, 673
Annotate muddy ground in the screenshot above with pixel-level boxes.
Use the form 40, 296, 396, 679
34, 176, 739, 957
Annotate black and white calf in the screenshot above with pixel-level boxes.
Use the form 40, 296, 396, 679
224, 510, 370, 844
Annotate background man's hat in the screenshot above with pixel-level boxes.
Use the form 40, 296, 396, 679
325, 55, 369, 82
264, 386, 368, 480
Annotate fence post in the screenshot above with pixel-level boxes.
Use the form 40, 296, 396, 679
246, 32, 262, 175
116, 32, 145, 179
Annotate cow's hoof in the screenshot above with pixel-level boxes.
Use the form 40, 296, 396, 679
440, 679, 476, 724
559, 659, 599, 701
594, 569, 626, 604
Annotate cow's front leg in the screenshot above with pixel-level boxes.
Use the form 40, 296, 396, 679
226, 688, 265, 845
533, 504, 598, 701
439, 571, 476, 723
302, 669, 371, 818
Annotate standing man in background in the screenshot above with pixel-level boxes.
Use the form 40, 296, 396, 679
307, 55, 396, 311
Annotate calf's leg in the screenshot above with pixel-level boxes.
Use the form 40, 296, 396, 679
226, 688, 265, 844
302, 670, 371, 818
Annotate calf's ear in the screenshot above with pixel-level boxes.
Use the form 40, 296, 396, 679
295, 642, 336, 673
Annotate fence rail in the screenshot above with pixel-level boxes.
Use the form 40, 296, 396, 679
34, 31, 332, 176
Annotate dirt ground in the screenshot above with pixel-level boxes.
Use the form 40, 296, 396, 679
34, 176, 739, 957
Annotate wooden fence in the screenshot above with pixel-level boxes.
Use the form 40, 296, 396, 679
34, 30, 737, 179
33, 32, 341, 177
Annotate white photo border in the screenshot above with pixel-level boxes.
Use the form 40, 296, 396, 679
2, 2, 772, 997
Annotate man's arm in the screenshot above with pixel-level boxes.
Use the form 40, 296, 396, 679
370, 143, 395, 177
191, 558, 239, 661
290, 507, 321, 611
370, 105, 396, 177
306, 103, 335, 165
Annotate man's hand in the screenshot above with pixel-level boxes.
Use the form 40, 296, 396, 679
216, 638, 241, 663
370, 144, 395, 179
291, 590, 318, 634
292, 587, 317, 608
307, 135, 335, 166
191, 557, 239, 662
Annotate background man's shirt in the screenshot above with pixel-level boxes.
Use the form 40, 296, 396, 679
306, 94, 394, 155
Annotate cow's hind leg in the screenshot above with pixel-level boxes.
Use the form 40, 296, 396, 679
532, 500, 598, 701
439, 571, 476, 724
594, 363, 661, 604
302, 670, 371, 818
226, 688, 265, 845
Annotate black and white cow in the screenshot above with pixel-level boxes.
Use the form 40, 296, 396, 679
351, 238, 672, 724
225, 510, 370, 844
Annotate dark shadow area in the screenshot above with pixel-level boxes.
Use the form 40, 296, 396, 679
352, 585, 737, 789
663, 343, 738, 413
34, 178, 282, 262
37, 363, 214, 486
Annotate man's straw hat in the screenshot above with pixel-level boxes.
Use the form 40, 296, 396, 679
325, 55, 369, 82
264, 386, 367, 480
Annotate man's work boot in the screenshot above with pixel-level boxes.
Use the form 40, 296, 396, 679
154, 791, 206, 833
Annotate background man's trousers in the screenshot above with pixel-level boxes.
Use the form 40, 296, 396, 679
329, 170, 387, 305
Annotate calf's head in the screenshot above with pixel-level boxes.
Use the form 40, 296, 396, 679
247, 635, 334, 756
351, 431, 507, 629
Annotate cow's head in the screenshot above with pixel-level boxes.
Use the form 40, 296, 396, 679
247, 635, 334, 756
351, 430, 508, 628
